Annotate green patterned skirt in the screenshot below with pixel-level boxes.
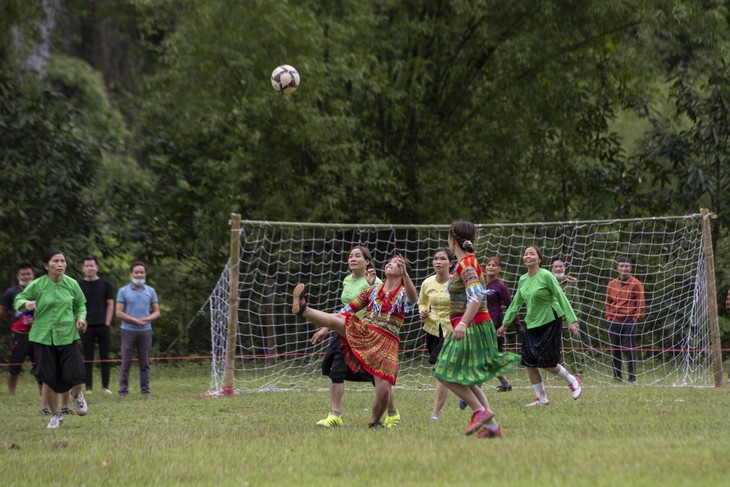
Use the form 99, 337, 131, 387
433, 320, 521, 385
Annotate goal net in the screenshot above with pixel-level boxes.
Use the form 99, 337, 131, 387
208, 214, 717, 393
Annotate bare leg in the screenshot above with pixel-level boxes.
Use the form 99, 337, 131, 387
330, 382, 344, 412
387, 388, 397, 413
60, 390, 71, 409
526, 366, 543, 384
438, 380, 481, 410
471, 384, 491, 411
370, 377, 391, 424
42, 385, 59, 416
431, 382, 449, 418
38, 381, 48, 409
300, 308, 347, 337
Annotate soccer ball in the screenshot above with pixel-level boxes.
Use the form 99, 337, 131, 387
271, 65, 300, 93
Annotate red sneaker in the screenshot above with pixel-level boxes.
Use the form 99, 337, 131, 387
476, 424, 505, 439
465, 409, 494, 436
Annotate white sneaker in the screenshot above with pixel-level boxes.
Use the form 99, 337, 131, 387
525, 392, 550, 407
72, 391, 88, 416
47, 414, 63, 429
102, 388, 113, 395
569, 375, 582, 400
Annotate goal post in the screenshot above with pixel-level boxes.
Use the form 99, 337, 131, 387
700, 208, 724, 387
208, 213, 722, 394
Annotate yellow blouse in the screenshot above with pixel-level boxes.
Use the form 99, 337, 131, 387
418, 274, 451, 337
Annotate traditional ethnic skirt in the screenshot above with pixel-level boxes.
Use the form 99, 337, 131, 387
520, 316, 563, 368
433, 320, 520, 386
341, 313, 399, 385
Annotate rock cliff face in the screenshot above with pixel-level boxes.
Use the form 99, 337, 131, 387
10, 0, 60, 75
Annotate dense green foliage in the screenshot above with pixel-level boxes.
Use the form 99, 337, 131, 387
2, 0, 730, 355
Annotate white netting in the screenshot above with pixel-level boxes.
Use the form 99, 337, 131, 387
208, 215, 716, 393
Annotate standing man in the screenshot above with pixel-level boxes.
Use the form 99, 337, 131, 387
78, 256, 115, 395
604, 257, 645, 383
1, 263, 38, 397
116, 262, 160, 398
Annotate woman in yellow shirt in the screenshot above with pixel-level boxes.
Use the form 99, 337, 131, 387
418, 247, 454, 420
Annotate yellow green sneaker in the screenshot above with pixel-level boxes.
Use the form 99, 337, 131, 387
383, 410, 400, 428
316, 413, 343, 428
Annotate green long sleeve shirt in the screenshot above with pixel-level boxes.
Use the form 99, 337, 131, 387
14, 274, 87, 345
503, 268, 577, 330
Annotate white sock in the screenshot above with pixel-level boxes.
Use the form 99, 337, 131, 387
555, 365, 577, 386
532, 382, 548, 403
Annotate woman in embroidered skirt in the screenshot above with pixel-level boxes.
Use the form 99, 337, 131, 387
293, 253, 417, 428
433, 221, 520, 439
497, 245, 582, 407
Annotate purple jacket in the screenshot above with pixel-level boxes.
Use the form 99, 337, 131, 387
486, 278, 520, 328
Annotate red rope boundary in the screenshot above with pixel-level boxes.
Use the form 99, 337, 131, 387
1, 345, 728, 367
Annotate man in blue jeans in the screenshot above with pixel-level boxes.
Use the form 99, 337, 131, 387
116, 262, 160, 398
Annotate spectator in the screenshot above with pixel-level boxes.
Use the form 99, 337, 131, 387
78, 255, 115, 395
604, 257, 645, 383
116, 262, 160, 398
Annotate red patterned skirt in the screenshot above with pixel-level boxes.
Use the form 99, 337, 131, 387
340, 313, 399, 385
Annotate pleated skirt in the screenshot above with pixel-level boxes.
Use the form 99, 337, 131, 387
341, 313, 399, 385
433, 320, 520, 385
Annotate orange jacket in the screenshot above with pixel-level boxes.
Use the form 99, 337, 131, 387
605, 276, 645, 323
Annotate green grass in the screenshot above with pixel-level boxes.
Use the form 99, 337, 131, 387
1, 363, 729, 486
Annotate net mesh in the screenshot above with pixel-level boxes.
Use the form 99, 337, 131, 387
208, 215, 714, 393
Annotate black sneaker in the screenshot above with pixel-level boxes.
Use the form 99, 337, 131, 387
40, 408, 51, 416
60, 407, 76, 415
497, 383, 512, 392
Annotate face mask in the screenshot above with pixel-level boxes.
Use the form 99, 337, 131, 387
18, 279, 32, 287
132, 278, 145, 287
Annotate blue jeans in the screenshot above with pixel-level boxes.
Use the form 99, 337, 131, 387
119, 329, 153, 394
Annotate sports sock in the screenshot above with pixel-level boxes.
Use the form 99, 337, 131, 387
532, 382, 548, 402
387, 410, 397, 416
555, 365, 577, 385
331, 410, 341, 417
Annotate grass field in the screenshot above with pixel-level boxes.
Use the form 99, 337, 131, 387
1, 362, 729, 486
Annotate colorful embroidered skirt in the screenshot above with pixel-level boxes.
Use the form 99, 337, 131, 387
341, 313, 399, 385
433, 320, 520, 385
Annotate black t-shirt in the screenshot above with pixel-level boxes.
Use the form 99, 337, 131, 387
78, 278, 114, 325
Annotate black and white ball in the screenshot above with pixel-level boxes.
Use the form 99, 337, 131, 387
271, 65, 300, 93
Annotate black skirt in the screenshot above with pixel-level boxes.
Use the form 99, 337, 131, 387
520, 314, 563, 369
